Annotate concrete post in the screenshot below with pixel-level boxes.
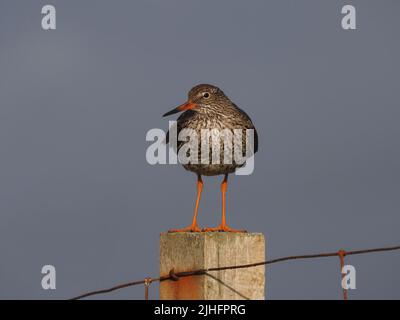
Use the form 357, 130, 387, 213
160, 232, 265, 300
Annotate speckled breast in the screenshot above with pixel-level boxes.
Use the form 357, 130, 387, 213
177, 117, 252, 176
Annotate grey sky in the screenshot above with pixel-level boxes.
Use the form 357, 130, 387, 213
0, 0, 399, 299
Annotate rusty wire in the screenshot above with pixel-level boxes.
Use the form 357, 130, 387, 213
144, 277, 152, 300
70, 244, 400, 300
338, 250, 348, 300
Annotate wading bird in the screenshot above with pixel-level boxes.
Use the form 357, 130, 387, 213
163, 84, 258, 232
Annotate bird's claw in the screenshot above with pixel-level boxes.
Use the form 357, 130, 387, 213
202, 225, 247, 233
168, 225, 202, 233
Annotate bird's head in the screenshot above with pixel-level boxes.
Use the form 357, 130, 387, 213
163, 84, 229, 117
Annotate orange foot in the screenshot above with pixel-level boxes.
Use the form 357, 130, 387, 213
202, 225, 247, 233
168, 225, 202, 233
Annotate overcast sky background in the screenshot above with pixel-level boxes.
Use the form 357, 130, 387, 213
0, 0, 399, 299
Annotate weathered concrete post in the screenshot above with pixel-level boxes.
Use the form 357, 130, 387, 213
160, 232, 265, 300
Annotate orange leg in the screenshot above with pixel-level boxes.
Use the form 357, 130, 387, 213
169, 175, 203, 232
203, 174, 246, 233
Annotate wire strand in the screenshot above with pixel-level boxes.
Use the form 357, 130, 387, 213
70, 244, 400, 300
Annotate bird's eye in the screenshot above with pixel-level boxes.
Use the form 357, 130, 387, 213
202, 92, 210, 99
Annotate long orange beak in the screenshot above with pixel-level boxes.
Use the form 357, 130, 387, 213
163, 102, 197, 117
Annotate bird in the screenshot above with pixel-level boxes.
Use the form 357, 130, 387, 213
163, 84, 258, 232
